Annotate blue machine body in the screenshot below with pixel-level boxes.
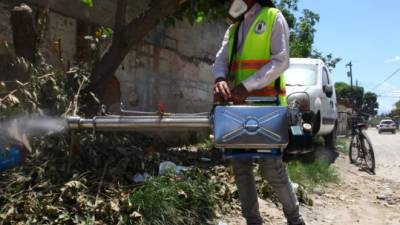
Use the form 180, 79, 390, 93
0, 145, 23, 171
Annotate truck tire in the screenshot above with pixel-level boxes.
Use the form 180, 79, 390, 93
324, 123, 337, 150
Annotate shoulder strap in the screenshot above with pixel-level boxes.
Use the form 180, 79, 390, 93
274, 76, 281, 105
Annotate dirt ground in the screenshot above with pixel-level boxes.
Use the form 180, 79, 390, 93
218, 129, 400, 225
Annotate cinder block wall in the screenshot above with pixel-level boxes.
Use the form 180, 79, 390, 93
115, 22, 227, 114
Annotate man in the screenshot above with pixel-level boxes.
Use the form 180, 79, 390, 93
212, 0, 305, 225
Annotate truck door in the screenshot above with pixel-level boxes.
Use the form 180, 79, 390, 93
321, 67, 336, 128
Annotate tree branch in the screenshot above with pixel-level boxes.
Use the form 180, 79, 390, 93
88, 0, 183, 103
114, 0, 127, 32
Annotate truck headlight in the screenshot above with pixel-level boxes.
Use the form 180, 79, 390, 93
287, 92, 310, 112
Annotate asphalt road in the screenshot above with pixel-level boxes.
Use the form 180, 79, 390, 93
366, 129, 400, 182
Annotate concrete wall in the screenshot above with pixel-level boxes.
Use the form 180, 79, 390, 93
115, 21, 226, 113
41, 11, 77, 67
0, 2, 26, 92
0, 2, 228, 116
0, 3, 12, 51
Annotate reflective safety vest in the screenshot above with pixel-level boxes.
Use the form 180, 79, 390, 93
228, 7, 287, 106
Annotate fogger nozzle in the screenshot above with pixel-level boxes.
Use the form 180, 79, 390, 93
67, 115, 212, 131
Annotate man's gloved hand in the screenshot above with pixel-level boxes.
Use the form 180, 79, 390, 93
214, 77, 231, 102
229, 83, 249, 104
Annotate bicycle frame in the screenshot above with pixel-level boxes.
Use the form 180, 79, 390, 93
349, 115, 375, 173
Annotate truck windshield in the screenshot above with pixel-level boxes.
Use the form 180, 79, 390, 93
284, 65, 317, 86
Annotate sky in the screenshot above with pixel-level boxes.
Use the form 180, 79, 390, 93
297, 0, 400, 113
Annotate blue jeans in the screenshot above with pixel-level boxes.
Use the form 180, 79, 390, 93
231, 157, 303, 225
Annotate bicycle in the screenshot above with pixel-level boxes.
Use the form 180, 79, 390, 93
348, 115, 375, 174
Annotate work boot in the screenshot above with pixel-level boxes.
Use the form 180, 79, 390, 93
288, 220, 305, 225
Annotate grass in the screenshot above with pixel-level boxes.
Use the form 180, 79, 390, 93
129, 169, 216, 225
286, 158, 339, 191
336, 137, 349, 154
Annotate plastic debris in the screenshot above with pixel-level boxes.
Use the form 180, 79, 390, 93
159, 161, 189, 175
292, 182, 299, 193
132, 172, 150, 183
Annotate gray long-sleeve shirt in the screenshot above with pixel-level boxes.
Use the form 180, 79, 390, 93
212, 3, 290, 92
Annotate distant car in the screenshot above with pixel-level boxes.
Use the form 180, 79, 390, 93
285, 58, 337, 150
377, 119, 397, 134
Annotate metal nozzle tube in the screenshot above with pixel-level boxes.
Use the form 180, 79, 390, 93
67, 115, 212, 131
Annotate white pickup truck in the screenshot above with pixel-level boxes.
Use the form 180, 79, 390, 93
284, 58, 338, 151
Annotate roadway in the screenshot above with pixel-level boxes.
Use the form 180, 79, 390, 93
366, 128, 400, 182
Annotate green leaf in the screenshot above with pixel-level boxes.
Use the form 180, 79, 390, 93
102, 28, 114, 37
82, 0, 93, 8
195, 12, 205, 23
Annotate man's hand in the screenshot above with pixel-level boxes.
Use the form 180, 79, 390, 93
229, 83, 249, 104
214, 77, 231, 102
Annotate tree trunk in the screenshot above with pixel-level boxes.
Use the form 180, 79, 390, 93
87, 0, 182, 103
10, 3, 37, 63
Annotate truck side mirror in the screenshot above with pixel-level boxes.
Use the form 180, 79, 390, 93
324, 85, 333, 98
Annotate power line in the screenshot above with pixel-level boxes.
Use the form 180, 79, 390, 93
371, 67, 400, 91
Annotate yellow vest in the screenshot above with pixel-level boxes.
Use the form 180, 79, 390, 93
228, 7, 287, 106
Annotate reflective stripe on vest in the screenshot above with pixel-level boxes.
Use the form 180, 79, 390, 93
228, 7, 287, 106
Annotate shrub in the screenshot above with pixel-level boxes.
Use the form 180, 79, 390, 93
287, 159, 339, 190
129, 169, 217, 225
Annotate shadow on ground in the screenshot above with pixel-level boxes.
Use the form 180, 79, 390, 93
284, 146, 339, 164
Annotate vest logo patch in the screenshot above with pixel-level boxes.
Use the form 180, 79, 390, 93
254, 20, 267, 34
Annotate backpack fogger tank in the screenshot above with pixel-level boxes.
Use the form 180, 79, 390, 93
67, 102, 311, 151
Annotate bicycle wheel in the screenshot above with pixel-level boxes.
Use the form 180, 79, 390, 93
349, 135, 361, 164
360, 131, 375, 173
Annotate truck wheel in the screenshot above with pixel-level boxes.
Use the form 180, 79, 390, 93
324, 123, 337, 150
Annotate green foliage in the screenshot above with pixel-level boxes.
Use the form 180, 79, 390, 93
275, 0, 298, 28
335, 82, 379, 116
312, 51, 342, 71
391, 101, 400, 118
390, 108, 400, 118
289, 9, 320, 57
336, 137, 348, 154
363, 92, 379, 116
165, 0, 226, 26
287, 159, 339, 190
82, 0, 93, 8
275, 0, 341, 70
129, 169, 217, 225
395, 100, 400, 110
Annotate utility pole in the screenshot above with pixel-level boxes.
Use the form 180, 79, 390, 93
346, 62, 354, 113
